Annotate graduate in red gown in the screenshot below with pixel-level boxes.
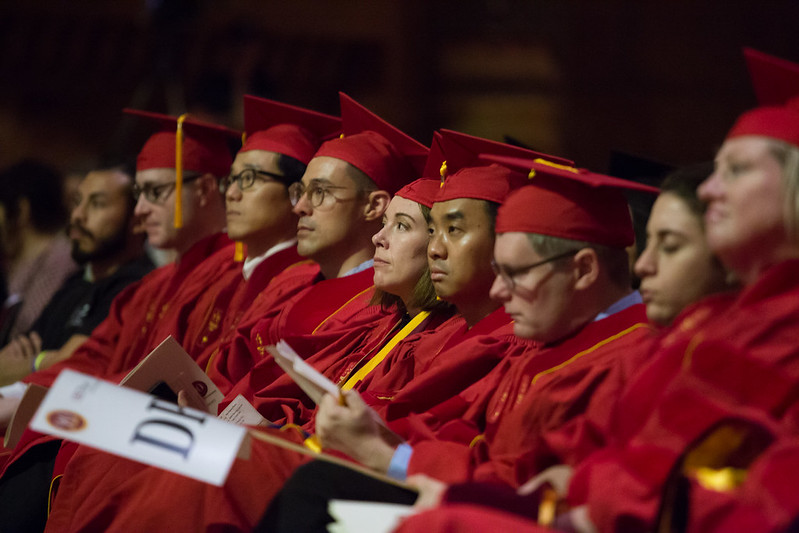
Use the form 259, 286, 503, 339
0, 111, 239, 531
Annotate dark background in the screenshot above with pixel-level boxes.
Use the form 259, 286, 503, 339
1, 0, 798, 176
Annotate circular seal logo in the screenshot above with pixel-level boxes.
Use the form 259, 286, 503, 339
47, 410, 87, 432
192, 381, 208, 397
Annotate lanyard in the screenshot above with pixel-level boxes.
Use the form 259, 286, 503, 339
341, 310, 431, 391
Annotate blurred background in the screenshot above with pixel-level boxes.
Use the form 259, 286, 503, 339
1, 0, 799, 176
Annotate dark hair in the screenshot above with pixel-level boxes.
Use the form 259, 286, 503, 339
0, 159, 67, 233
659, 162, 714, 219
484, 200, 499, 233
277, 154, 307, 185
98, 162, 137, 212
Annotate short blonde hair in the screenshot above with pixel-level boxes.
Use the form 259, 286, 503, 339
767, 139, 799, 241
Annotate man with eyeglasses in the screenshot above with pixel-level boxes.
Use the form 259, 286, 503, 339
0, 111, 239, 532
255, 158, 655, 533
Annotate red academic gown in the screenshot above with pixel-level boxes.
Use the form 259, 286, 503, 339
204, 266, 377, 392
403, 303, 651, 487
46, 307, 524, 532
392, 504, 549, 533
568, 259, 799, 532
181, 244, 310, 379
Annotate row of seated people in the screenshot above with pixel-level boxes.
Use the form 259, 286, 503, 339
0, 49, 797, 532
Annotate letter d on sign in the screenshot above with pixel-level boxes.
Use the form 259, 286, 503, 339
131, 419, 195, 459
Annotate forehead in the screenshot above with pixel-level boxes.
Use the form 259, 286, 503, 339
79, 170, 130, 196
302, 156, 356, 186
232, 150, 282, 173
495, 232, 536, 260
430, 197, 489, 224
135, 168, 177, 185
387, 196, 422, 219
717, 135, 773, 161
648, 193, 701, 232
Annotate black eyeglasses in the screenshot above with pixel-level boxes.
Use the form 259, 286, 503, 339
132, 174, 203, 205
288, 181, 357, 210
219, 168, 288, 194
491, 249, 579, 292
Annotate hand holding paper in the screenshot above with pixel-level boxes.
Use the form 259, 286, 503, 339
316, 389, 403, 473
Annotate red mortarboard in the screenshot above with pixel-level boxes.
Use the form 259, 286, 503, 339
395, 178, 440, 208
433, 129, 572, 204
486, 155, 659, 248
241, 95, 341, 164
726, 105, 799, 149
743, 47, 799, 107
125, 108, 240, 228
313, 93, 429, 195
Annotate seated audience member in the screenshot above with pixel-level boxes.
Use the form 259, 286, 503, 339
0, 160, 78, 341
259, 158, 656, 532
634, 163, 733, 327
0, 164, 153, 386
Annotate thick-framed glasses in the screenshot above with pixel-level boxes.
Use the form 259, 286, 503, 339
288, 181, 357, 209
491, 249, 579, 292
133, 174, 202, 205
219, 168, 287, 194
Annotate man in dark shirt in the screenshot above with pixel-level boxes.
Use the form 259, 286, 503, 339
0, 165, 152, 385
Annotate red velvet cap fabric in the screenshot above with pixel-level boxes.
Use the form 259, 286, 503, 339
313, 93, 429, 195
744, 48, 799, 107
436, 164, 528, 204
726, 105, 799, 148
396, 178, 440, 208
431, 129, 572, 204
126, 109, 239, 177
241, 95, 341, 164
488, 156, 658, 248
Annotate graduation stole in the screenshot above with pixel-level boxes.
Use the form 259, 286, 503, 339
340, 310, 431, 391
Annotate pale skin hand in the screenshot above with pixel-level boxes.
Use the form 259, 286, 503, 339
176, 389, 207, 411
406, 474, 448, 511
315, 389, 399, 473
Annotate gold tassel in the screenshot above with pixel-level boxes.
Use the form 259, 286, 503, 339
439, 160, 448, 188
234, 242, 244, 262
174, 113, 189, 228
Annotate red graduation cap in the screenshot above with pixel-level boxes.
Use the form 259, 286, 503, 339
743, 47, 799, 107
125, 108, 240, 228
395, 178, 440, 208
726, 104, 799, 149
241, 95, 341, 165
433, 129, 573, 205
485, 155, 659, 248
313, 93, 429, 195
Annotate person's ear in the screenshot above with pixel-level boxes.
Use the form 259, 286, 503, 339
572, 248, 600, 290
195, 173, 218, 207
363, 190, 391, 222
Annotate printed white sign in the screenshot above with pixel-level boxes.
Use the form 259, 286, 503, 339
30, 369, 245, 486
